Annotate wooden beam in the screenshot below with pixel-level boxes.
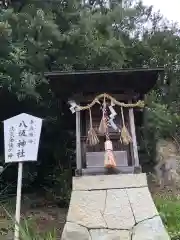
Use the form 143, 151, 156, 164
76, 110, 82, 175
128, 105, 139, 167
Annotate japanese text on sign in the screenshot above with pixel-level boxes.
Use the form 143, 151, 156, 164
16, 120, 36, 160
4, 113, 42, 163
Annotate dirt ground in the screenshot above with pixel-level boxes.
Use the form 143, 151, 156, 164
0, 194, 68, 239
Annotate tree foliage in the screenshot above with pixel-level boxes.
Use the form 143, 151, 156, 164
0, 0, 180, 201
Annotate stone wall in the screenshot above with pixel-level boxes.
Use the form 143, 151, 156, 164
155, 139, 180, 187
61, 174, 170, 240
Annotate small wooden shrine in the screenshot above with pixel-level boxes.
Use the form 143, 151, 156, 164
46, 68, 163, 176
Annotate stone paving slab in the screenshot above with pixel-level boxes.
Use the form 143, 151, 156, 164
90, 229, 131, 240
61, 222, 90, 240
126, 187, 158, 223
132, 216, 170, 240
104, 189, 135, 229
67, 190, 107, 228
73, 173, 147, 191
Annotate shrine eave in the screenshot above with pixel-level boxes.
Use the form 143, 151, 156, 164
45, 67, 164, 97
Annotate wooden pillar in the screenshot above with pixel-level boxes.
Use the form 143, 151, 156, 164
76, 110, 82, 175
128, 105, 140, 172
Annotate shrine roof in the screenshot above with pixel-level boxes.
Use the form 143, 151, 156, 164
45, 68, 164, 97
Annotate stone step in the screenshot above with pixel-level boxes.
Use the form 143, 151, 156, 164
61, 173, 170, 240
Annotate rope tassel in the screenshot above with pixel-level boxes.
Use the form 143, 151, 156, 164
120, 107, 132, 145
99, 96, 108, 135
104, 140, 116, 168
98, 117, 108, 135
87, 108, 99, 146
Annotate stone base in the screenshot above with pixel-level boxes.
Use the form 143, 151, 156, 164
61, 174, 170, 240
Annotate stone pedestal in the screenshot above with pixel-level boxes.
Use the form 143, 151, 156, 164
61, 174, 170, 240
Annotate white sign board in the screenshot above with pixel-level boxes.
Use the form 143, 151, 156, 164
4, 113, 42, 163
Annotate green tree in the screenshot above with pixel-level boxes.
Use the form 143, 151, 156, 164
0, 0, 180, 201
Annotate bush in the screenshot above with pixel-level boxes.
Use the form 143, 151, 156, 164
154, 196, 180, 239
140, 91, 180, 167
20, 218, 57, 240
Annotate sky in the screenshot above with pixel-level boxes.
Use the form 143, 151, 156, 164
142, 0, 180, 23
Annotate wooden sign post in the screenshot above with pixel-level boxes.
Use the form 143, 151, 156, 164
3, 113, 42, 240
